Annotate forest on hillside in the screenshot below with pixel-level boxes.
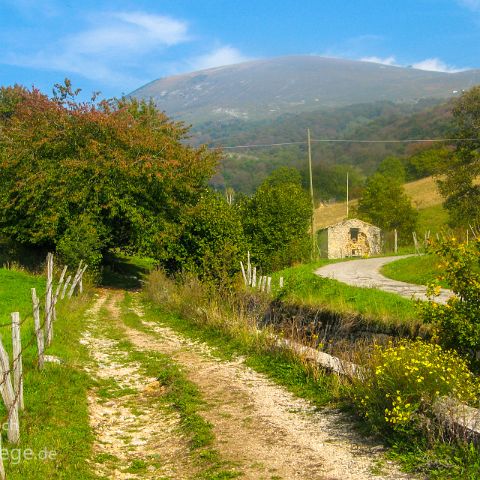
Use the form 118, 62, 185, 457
192, 99, 454, 199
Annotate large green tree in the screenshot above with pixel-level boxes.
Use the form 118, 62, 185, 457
357, 173, 418, 242
160, 190, 246, 284
437, 86, 480, 227
241, 168, 311, 271
0, 83, 219, 269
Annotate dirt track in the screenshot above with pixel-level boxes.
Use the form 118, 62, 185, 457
83, 289, 415, 480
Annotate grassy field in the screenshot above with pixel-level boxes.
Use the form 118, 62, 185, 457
271, 261, 423, 335
380, 255, 446, 288
0, 268, 96, 479
315, 175, 447, 230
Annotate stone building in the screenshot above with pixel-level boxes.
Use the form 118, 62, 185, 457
317, 218, 382, 259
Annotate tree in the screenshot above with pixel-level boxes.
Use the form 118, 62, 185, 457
0, 83, 219, 270
241, 168, 311, 271
376, 156, 406, 184
160, 190, 246, 284
437, 86, 480, 227
357, 173, 418, 242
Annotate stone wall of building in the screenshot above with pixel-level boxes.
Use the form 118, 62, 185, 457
322, 219, 382, 259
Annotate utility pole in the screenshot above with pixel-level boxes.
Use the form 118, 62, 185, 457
346, 171, 349, 219
307, 128, 316, 260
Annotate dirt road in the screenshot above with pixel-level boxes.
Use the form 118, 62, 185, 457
315, 255, 453, 304
81, 289, 414, 480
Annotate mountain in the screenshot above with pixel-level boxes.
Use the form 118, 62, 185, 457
129, 55, 480, 123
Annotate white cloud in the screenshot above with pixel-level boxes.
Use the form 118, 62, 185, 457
457, 0, 480, 11
65, 12, 189, 56
411, 57, 466, 73
359, 55, 398, 66
190, 46, 251, 71
3, 11, 191, 89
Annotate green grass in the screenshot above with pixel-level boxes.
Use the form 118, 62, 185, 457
272, 261, 422, 334
0, 268, 97, 479
417, 204, 450, 234
380, 255, 447, 288
101, 253, 156, 289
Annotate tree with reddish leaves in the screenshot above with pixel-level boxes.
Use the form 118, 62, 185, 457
0, 81, 219, 271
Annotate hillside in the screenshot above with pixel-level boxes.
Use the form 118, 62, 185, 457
130, 55, 480, 123
315, 175, 444, 229
209, 100, 453, 195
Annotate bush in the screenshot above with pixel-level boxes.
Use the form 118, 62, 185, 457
241, 168, 312, 271
352, 339, 478, 436
56, 214, 104, 276
419, 238, 480, 362
158, 190, 247, 285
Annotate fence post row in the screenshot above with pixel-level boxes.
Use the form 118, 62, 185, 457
0, 254, 87, 478
32, 288, 44, 370
11, 313, 23, 411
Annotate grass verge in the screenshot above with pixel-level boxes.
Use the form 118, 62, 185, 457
380, 254, 446, 288
272, 261, 423, 335
0, 268, 97, 479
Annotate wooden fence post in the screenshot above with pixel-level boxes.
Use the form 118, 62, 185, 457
68, 261, 83, 299
247, 251, 251, 286
11, 313, 23, 412
61, 275, 72, 300
32, 288, 44, 370
240, 261, 247, 286
52, 265, 68, 322
267, 277, 272, 293
252, 267, 257, 288
0, 433, 4, 480
45, 253, 54, 347
0, 337, 19, 444
394, 229, 398, 254
279, 276, 284, 288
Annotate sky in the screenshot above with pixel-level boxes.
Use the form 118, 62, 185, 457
1, 0, 480, 100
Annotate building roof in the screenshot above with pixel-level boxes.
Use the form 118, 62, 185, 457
317, 218, 380, 231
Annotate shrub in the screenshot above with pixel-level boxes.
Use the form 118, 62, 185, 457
419, 238, 480, 362
352, 339, 478, 436
56, 214, 104, 275
241, 168, 312, 271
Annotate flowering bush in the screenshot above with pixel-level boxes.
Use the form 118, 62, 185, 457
352, 339, 478, 435
419, 238, 480, 361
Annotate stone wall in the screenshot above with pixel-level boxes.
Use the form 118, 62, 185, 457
321, 219, 382, 259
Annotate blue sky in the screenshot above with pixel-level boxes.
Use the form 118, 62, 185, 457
1, 0, 480, 100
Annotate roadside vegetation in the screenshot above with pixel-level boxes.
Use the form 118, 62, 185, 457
0, 267, 96, 479
380, 254, 446, 288
272, 261, 422, 335
1, 81, 480, 478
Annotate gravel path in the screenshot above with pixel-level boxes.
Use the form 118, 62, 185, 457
83, 289, 417, 480
315, 255, 453, 304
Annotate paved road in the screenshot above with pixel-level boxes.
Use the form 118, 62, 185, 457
315, 255, 453, 304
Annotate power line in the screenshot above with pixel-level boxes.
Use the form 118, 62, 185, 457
216, 137, 479, 150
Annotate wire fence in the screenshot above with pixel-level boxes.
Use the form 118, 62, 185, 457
0, 253, 87, 480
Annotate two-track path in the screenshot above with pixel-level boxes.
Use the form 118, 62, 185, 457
82, 289, 415, 480
315, 255, 453, 304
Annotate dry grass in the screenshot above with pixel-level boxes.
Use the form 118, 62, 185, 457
315, 176, 442, 228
